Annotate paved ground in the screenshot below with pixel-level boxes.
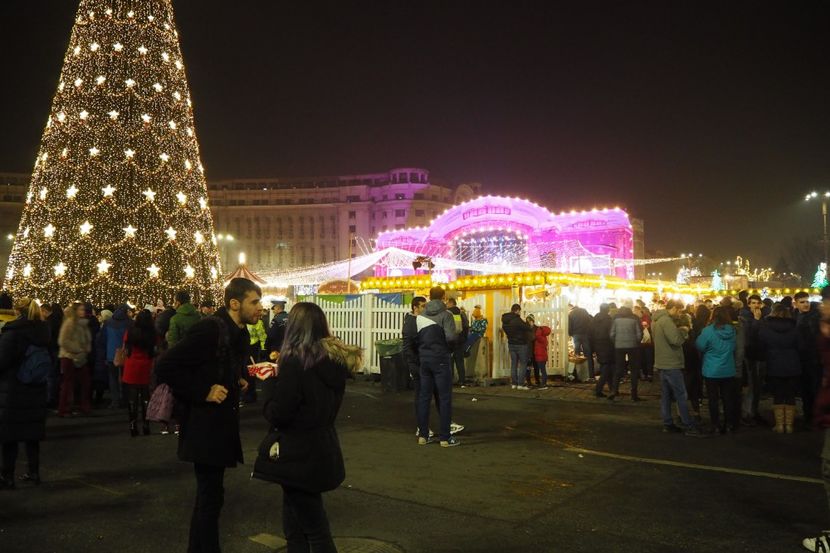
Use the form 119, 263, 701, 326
0, 379, 826, 553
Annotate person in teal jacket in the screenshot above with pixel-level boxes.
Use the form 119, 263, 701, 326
696, 307, 737, 433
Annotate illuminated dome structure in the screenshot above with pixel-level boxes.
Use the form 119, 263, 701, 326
374, 196, 637, 279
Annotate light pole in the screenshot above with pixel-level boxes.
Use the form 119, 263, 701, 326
805, 191, 830, 270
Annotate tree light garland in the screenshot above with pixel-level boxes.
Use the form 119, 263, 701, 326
4, 1, 223, 306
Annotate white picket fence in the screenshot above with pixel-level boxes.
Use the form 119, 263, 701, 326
304, 294, 410, 374
306, 291, 570, 378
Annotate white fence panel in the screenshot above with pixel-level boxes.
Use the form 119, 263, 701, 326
306, 295, 409, 374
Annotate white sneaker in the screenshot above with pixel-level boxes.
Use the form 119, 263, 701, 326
511, 385, 518, 389
450, 422, 465, 435
414, 428, 435, 438
803, 533, 830, 552
517, 385, 529, 390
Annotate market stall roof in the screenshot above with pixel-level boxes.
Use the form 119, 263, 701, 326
225, 263, 267, 286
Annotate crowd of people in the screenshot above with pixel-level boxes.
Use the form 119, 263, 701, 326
0, 279, 358, 552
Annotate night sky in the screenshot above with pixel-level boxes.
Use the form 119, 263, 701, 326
1, 1, 828, 267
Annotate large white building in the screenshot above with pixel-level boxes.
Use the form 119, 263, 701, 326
0, 169, 481, 276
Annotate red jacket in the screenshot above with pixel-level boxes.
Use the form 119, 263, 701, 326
533, 326, 551, 362
121, 334, 154, 386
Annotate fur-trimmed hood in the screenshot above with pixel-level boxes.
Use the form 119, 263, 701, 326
321, 337, 363, 375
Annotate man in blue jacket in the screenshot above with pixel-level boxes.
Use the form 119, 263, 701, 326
101, 304, 132, 409
416, 287, 459, 447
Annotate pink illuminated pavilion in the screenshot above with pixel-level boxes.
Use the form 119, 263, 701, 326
374, 195, 636, 278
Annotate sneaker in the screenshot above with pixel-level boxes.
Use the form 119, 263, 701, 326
803, 532, 830, 552
440, 437, 461, 448
417, 436, 435, 445
662, 424, 683, 433
511, 385, 518, 389
517, 386, 529, 390
160, 428, 170, 436
414, 428, 435, 438
684, 427, 709, 438
450, 422, 465, 435
18, 473, 40, 486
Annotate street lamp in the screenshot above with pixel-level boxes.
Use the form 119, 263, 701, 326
805, 191, 830, 270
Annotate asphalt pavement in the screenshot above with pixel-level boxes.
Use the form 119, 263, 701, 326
0, 379, 826, 553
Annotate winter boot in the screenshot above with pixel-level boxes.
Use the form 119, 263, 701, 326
128, 400, 138, 437
784, 404, 795, 434
141, 400, 150, 435
772, 405, 785, 433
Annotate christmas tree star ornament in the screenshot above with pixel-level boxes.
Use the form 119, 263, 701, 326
147, 264, 160, 278
194, 231, 204, 244
97, 259, 111, 274
54, 262, 67, 277
125, 78, 136, 88
66, 185, 78, 199
165, 227, 177, 240
44, 224, 55, 238
142, 188, 156, 202
108, 110, 119, 120
23, 264, 32, 278
138, 45, 148, 55
123, 225, 137, 239
184, 265, 195, 279
176, 192, 187, 205
79, 221, 93, 235
102, 185, 115, 197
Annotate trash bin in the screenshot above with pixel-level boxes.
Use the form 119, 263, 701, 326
376, 339, 409, 392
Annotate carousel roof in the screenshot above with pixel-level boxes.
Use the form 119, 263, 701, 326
225, 263, 267, 285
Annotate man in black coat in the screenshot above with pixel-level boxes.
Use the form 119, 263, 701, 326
446, 298, 470, 386
156, 278, 262, 553
590, 304, 615, 398
795, 291, 822, 428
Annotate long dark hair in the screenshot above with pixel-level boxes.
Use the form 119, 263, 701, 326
711, 306, 732, 329
126, 309, 156, 354
279, 302, 332, 369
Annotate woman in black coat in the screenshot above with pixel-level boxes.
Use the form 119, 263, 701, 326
0, 298, 51, 489
759, 304, 802, 433
590, 304, 615, 398
253, 302, 361, 553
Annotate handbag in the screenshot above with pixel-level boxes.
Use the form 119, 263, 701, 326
113, 334, 127, 367
146, 383, 175, 422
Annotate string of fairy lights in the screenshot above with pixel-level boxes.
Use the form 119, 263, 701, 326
4, 0, 223, 306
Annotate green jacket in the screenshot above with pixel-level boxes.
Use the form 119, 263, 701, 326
248, 319, 267, 350
651, 310, 689, 369
167, 303, 201, 348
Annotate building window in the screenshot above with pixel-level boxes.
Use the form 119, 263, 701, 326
398, 173, 408, 183
395, 209, 406, 218
348, 225, 356, 233
346, 195, 360, 202
329, 215, 336, 239
348, 211, 356, 219
382, 212, 388, 219
414, 193, 424, 200
415, 210, 425, 217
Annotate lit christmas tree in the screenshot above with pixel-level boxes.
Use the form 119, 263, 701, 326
710, 269, 724, 291
4, 1, 223, 306
812, 262, 828, 288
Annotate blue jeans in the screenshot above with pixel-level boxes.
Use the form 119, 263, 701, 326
659, 368, 693, 428
417, 356, 452, 441
532, 360, 548, 386
572, 334, 594, 376
107, 362, 123, 407
508, 344, 529, 386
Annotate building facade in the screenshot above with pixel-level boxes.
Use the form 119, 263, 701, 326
0, 169, 480, 277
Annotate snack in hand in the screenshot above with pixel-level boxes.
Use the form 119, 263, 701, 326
247, 362, 278, 377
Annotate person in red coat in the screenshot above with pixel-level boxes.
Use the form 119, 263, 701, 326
122, 309, 157, 437
527, 315, 552, 389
